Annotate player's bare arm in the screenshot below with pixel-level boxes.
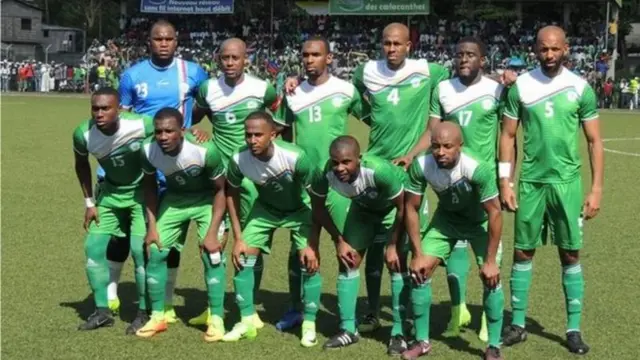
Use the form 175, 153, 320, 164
385, 192, 405, 272
310, 194, 355, 269
142, 172, 161, 256
405, 191, 429, 283
191, 104, 210, 126
395, 116, 440, 169
202, 176, 227, 255
225, 182, 246, 270
499, 116, 519, 211
582, 118, 604, 220
481, 196, 503, 289
74, 152, 98, 230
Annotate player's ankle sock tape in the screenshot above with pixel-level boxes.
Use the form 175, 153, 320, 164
202, 251, 226, 317
446, 241, 470, 306
510, 260, 533, 327
484, 283, 505, 348
562, 263, 584, 332
337, 270, 360, 333
84, 233, 112, 308
234, 255, 256, 317
411, 279, 432, 341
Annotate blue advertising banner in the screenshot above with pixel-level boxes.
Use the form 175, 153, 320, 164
140, 0, 234, 14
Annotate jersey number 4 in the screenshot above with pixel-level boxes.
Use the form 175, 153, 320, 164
387, 88, 400, 106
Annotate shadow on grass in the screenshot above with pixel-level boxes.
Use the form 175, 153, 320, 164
59, 282, 141, 324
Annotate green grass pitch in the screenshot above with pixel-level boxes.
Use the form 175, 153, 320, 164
2, 94, 640, 360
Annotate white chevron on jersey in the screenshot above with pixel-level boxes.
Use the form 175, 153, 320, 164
232, 143, 302, 186
513, 67, 590, 107
143, 141, 209, 177
362, 59, 431, 93
437, 76, 503, 115
202, 74, 268, 111
286, 76, 356, 113
409, 153, 481, 194
83, 119, 146, 159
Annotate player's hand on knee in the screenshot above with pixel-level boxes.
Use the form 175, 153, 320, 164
409, 254, 430, 285
232, 240, 248, 270
83, 206, 99, 231
203, 234, 222, 255
385, 244, 401, 272
284, 77, 299, 94
499, 184, 518, 212
144, 230, 162, 257
392, 155, 413, 171
582, 190, 602, 220
300, 247, 319, 274
336, 240, 357, 269
480, 261, 500, 289
190, 128, 210, 143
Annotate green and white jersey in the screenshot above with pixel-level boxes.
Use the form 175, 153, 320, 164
227, 140, 315, 213
352, 59, 449, 160
73, 112, 153, 196
407, 150, 498, 225
311, 154, 404, 213
431, 76, 504, 168
196, 74, 279, 160
277, 76, 363, 164
504, 67, 598, 183
141, 133, 226, 196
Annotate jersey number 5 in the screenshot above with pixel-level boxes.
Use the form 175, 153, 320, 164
545, 101, 554, 118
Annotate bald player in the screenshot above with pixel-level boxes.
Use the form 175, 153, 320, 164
499, 26, 602, 355
308, 136, 406, 349
404, 122, 504, 360
190, 37, 279, 328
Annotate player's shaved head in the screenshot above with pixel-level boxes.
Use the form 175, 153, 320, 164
535, 25, 568, 77
92, 86, 119, 102
331, 136, 361, 157
149, 19, 177, 63
220, 38, 247, 55
150, 19, 176, 35
431, 122, 462, 169
383, 23, 410, 42
330, 136, 361, 183
537, 25, 566, 45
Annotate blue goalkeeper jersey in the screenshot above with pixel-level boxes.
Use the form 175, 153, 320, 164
118, 58, 208, 128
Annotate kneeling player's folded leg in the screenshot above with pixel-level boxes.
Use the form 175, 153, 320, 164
129, 204, 148, 311
84, 233, 112, 309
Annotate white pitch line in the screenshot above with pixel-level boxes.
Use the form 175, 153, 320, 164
602, 137, 640, 157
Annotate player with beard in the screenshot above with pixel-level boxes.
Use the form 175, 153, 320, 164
499, 26, 603, 355
189, 38, 280, 329
399, 37, 512, 342
403, 122, 504, 360
102, 20, 209, 326
274, 36, 363, 332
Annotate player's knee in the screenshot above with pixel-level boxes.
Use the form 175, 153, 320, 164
513, 249, 535, 262
166, 248, 181, 268
106, 236, 131, 262
559, 249, 580, 265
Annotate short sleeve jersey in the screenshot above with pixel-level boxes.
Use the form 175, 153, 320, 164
196, 74, 279, 161
431, 76, 504, 168
141, 133, 225, 196
352, 59, 449, 160
73, 112, 153, 191
503, 67, 599, 183
227, 140, 315, 213
276, 76, 363, 164
311, 154, 404, 213
407, 151, 498, 225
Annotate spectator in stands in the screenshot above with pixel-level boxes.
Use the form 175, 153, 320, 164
602, 78, 614, 109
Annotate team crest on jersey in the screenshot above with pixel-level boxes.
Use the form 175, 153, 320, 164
411, 78, 422, 88
482, 99, 494, 110
367, 190, 378, 199
187, 167, 202, 177
247, 100, 259, 109
567, 90, 578, 102
129, 142, 141, 152
332, 97, 343, 107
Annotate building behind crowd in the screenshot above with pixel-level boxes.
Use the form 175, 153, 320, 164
1, 0, 43, 60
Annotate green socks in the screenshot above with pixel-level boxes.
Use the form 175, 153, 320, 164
390, 272, 410, 336
365, 241, 385, 315
301, 268, 322, 322
337, 270, 360, 333
288, 246, 303, 310
202, 252, 226, 318
253, 254, 264, 300
562, 263, 584, 332
234, 255, 256, 317
146, 246, 169, 318
484, 283, 505, 347
446, 241, 469, 307
84, 234, 112, 308
510, 260, 533, 327
129, 235, 147, 311
411, 279, 432, 341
